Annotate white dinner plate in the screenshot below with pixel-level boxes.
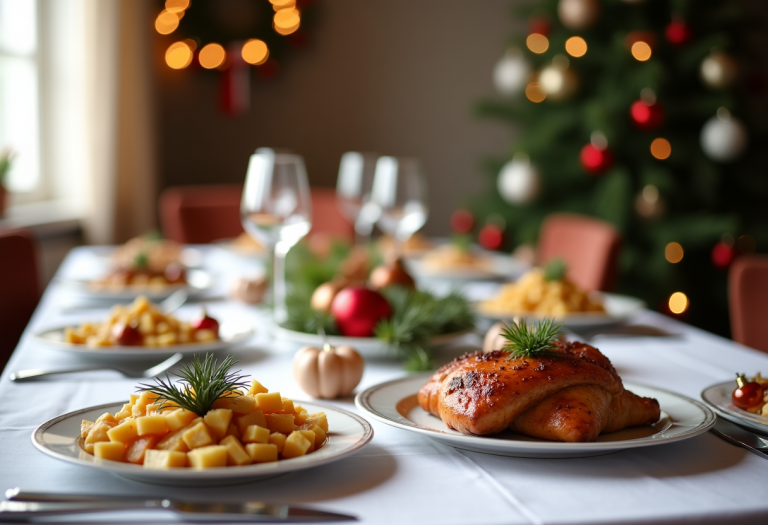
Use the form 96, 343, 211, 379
355, 375, 715, 458
701, 380, 768, 435
272, 326, 470, 359
406, 251, 529, 283
32, 400, 373, 486
475, 293, 645, 328
56, 269, 214, 301
32, 322, 255, 360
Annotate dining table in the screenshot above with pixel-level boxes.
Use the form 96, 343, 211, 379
1, 244, 768, 525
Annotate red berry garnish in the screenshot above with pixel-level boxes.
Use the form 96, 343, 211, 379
450, 209, 475, 234
192, 310, 219, 337
732, 375, 764, 410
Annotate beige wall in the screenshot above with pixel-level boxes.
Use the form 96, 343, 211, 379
154, 0, 522, 236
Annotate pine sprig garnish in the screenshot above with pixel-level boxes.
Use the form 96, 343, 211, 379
543, 258, 567, 282
501, 318, 564, 360
137, 354, 249, 416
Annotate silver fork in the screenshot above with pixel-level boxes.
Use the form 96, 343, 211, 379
9, 352, 183, 382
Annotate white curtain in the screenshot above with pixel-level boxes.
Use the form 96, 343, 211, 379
43, 0, 156, 244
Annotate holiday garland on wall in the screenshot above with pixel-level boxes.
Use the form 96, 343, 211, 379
467, 0, 768, 336
154, 0, 317, 114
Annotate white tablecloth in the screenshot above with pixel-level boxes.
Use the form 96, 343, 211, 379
2, 246, 768, 524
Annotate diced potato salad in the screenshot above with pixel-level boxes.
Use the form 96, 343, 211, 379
64, 296, 217, 347
81, 380, 328, 469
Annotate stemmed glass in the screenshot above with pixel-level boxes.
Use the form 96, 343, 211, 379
335, 151, 379, 243
241, 148, 312, 324
371, 156, 429, 256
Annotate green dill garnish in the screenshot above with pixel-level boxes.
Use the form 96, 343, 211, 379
501, 318, 564, 359
137, 354, 249, 416
133, 252, 149, 270
451, 234, 472, 253
543, 258, 567, 281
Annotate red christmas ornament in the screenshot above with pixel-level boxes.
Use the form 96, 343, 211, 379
331, 286, 392, 337
665, 20, 692, 46
580, 144, 613, 175
529, 16, 551, 37
630, 100, 664, 131
478, 224, 504, 251
450, 209, 474, 233
711, 242, 737, 269
111, 321, 143, 346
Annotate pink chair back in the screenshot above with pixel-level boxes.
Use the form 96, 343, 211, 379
0, 228, 40, 369
537, 213, 621, 292
729, 255, 768, 353
160, 185, 354, 244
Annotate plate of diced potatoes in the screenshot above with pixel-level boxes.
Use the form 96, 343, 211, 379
32, 296, 254, 360
31, 380, 373, 486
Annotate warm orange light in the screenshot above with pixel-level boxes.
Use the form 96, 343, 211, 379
631, 41, 652, 61
274, 8, 300, 28
668, 292, 689, 314
650, 138, 671, 160
165, 0, 189, 14
665, 242, 684, 264
525, 82, 546, 103
526, 33, 549, 54
274, 23, 300, 36
272, 0, 296, 11
165, 41, 193, 69
242, 39, 269, 65
155, 10, 180, 35
565, 36, 587, 58
199, 43, 226, 69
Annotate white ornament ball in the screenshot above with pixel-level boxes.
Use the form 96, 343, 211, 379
498, 156, 541, 204
701, 52, 739, 89
558, 0, 600, 30
539, 62, 578, 101
700, 109, 748, 162
493, 49, 531, 96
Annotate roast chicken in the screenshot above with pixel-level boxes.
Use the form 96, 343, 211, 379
418, 341, 660, 442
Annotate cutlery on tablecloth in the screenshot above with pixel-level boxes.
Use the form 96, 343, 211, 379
0, 498, 354, 522
9, 352, 184, 382
710, 417, 768, 460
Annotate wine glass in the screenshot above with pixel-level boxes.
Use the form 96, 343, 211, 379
335, 151, 379, 243
241, 148, 312, 324
371, 156, 429, 256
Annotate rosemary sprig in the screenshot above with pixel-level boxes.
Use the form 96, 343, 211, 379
543, 258, 567, 281
137, 354, 250, 416
501, 318, 564, 359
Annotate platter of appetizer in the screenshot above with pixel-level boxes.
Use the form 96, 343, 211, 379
356, 320, 715, 458
701, 374, 768, 434
32, 355, 373, 486
405, 243, 529, 283
475, 262, 644, 327
33, 296, 253, 360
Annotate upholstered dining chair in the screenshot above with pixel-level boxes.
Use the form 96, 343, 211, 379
159, 185, 353, 244
0, 228, 41, 370
537, 213, 622, 292
729, 255, 768, 353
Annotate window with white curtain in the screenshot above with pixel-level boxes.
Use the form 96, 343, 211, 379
0, 0, 41, 196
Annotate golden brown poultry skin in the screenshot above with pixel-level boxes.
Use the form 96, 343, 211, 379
417, 341, 660, 442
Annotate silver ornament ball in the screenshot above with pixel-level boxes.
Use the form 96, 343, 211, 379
493, 49, 531, 96
497, 156, 541, 204
700, 109, 748, 162
558, 0, 600, 30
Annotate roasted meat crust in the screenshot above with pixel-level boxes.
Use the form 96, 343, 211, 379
417, 341, 660, 441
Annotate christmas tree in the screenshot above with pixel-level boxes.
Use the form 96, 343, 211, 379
469, 0, 768, 336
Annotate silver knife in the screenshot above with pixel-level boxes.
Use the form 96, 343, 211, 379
0, 494, 355, 522
710, 417, 768, 460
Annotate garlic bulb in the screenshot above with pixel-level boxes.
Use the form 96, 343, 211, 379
293, 344, 364, 399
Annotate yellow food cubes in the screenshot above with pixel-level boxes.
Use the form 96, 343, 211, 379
94, 441, 126, 461
281, 398, 295, 414
203, 408, 233, 439
301, 423, 327, 449
282, 431, 312, 459
305, 413, 329, 432
107, 419, 138, 443
212, 395, 254, 415
245, 443, 278, 463
220, 435, 252, 466
136, 415, 169, 436
84, 421, 113, 454
165, 409, 198, 431
255, 392, 283, 413
248, 380, 269, 395
265, 413, 295, 434
187, 445, 227, 469
268, 432, 287, 453
182, 421, 214, 450
241, 425, 270, 444
236, 410, 267, 435
298, 430, 316, 452
144, 449, 187, 469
